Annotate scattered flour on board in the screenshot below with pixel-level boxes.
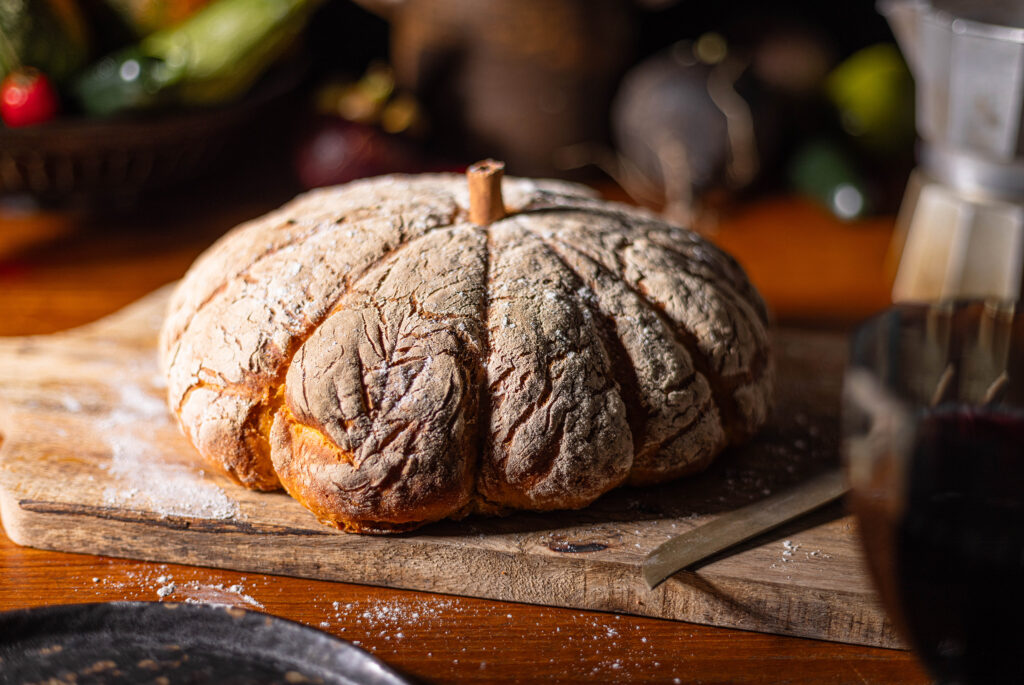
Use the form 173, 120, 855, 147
82, 361, 240, 520
770, 539, 834, 569
59, 395, 83, 412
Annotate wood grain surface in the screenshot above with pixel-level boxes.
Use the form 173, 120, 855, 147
0, 186, 928, 684
0, 528, 926, 685
0, 286, 899, 649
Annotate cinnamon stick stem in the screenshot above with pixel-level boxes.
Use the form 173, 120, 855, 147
468, 159, 506, 226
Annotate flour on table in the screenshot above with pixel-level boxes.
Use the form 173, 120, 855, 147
159, 578, 264, 609
92, 567, 263, 609
85, 361, 239, 520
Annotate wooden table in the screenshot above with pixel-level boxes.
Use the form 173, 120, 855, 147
0, 173, 928, 683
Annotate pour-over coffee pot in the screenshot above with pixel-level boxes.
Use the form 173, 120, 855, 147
883, 0, 1024, 302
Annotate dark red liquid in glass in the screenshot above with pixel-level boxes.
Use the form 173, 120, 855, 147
896, 407, 1024, 684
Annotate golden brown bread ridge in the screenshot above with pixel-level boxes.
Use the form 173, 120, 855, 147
159, 173, 773, 533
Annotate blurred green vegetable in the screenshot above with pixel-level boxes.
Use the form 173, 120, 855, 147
104, 0, 214, 36
826, 43, 915, 156
789, 139, 871, 221
0, 0, 91, 83
74, 0, 314, 116
72, 49, 176, 115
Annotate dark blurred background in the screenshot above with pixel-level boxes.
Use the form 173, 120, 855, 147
0, 0, 913, 226
309, 0, 896, 71
0, 0, 912, 330
295, 0, 910, 227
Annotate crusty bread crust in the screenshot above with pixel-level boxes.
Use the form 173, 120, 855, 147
159, 174, 772, 533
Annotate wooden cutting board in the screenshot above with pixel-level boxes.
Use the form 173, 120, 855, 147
0, 287, 900, 649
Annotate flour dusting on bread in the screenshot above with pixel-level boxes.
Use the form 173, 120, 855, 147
160, 174, 772, 533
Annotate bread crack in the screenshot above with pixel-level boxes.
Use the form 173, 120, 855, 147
531, 222, 763, 444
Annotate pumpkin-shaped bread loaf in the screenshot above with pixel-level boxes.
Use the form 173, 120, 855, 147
159, 162, 773, 533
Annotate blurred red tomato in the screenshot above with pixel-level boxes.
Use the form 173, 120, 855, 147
1, 67, 59, 127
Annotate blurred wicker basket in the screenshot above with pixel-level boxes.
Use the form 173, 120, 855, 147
0, 64, 302, 202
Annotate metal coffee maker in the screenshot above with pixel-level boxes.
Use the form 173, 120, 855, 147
883, 0, 1024, 302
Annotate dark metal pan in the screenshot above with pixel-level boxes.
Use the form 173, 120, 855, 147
0, 601, 413, 685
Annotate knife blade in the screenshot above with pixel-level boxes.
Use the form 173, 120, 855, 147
642, 468, 848, 589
